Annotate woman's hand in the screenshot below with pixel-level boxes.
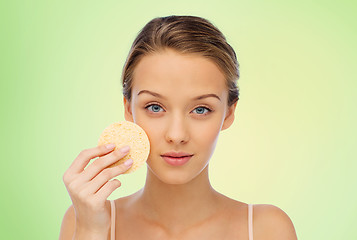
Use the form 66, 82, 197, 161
62, 144, 133, 237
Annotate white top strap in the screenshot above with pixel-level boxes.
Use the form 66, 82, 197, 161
248, 204, 254, 240
110, 200, 116, 240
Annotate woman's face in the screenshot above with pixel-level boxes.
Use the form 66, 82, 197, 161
124, 49, 237, 184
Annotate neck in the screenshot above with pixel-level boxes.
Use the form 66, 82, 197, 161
136, 165, 222, 233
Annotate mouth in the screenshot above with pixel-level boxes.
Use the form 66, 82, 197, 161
161, 152, 194, 166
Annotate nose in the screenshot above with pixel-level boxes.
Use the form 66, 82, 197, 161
164, 114, 189, 145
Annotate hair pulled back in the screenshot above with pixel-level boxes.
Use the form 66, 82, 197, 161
122, 15, 240, 106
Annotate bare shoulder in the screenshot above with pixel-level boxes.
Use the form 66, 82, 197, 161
59, 204, 76, 240
253, 204, 298, 240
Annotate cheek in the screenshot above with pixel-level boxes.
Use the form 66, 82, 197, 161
142, 123, 163, 145
192, 121, 221, 149
133, 110, 164, 149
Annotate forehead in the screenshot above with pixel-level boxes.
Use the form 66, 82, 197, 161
132, 49, 227, 96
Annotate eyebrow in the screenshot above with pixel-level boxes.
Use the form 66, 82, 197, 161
137, 90, 221, 101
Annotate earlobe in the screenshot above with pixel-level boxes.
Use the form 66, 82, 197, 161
221, 102, 238, 131
123, 97, 134, 122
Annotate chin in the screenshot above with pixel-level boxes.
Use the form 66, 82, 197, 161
147, 162, 208, 185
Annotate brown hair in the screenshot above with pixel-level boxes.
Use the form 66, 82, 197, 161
122, 15, 240, 106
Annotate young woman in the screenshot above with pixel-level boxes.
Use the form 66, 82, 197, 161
59, 15, 298, 240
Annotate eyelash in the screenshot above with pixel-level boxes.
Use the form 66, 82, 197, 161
144, 103, 213, 116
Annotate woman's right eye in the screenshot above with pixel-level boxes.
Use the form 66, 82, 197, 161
145, 104, 164, 113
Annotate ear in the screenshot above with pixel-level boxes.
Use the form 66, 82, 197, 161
221, 101, 238, 131
123, 97, 134, 122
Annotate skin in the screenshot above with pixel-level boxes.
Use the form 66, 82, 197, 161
60, 49, 298, 240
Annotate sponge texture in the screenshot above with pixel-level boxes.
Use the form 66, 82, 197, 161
98, 121, 150, 174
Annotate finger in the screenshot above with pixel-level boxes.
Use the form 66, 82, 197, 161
79, 146, 130, 183
68, 144, 117, 175
95, 179, 122, 201
82, 159, 133, 196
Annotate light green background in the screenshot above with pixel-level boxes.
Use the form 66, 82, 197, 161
1, 0, 356, 239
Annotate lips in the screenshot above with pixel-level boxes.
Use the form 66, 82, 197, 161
161, 152, 193, 158
161, 152, 194, 166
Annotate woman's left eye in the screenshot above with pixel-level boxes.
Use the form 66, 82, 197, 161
192, 106, 211, 115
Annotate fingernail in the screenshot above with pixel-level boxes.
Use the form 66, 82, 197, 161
124, 159, 133, 166
105, 143, 116, 150
120, 145, 130, 153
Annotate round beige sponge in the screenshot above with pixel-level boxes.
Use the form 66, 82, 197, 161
97, 121, 150, 174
